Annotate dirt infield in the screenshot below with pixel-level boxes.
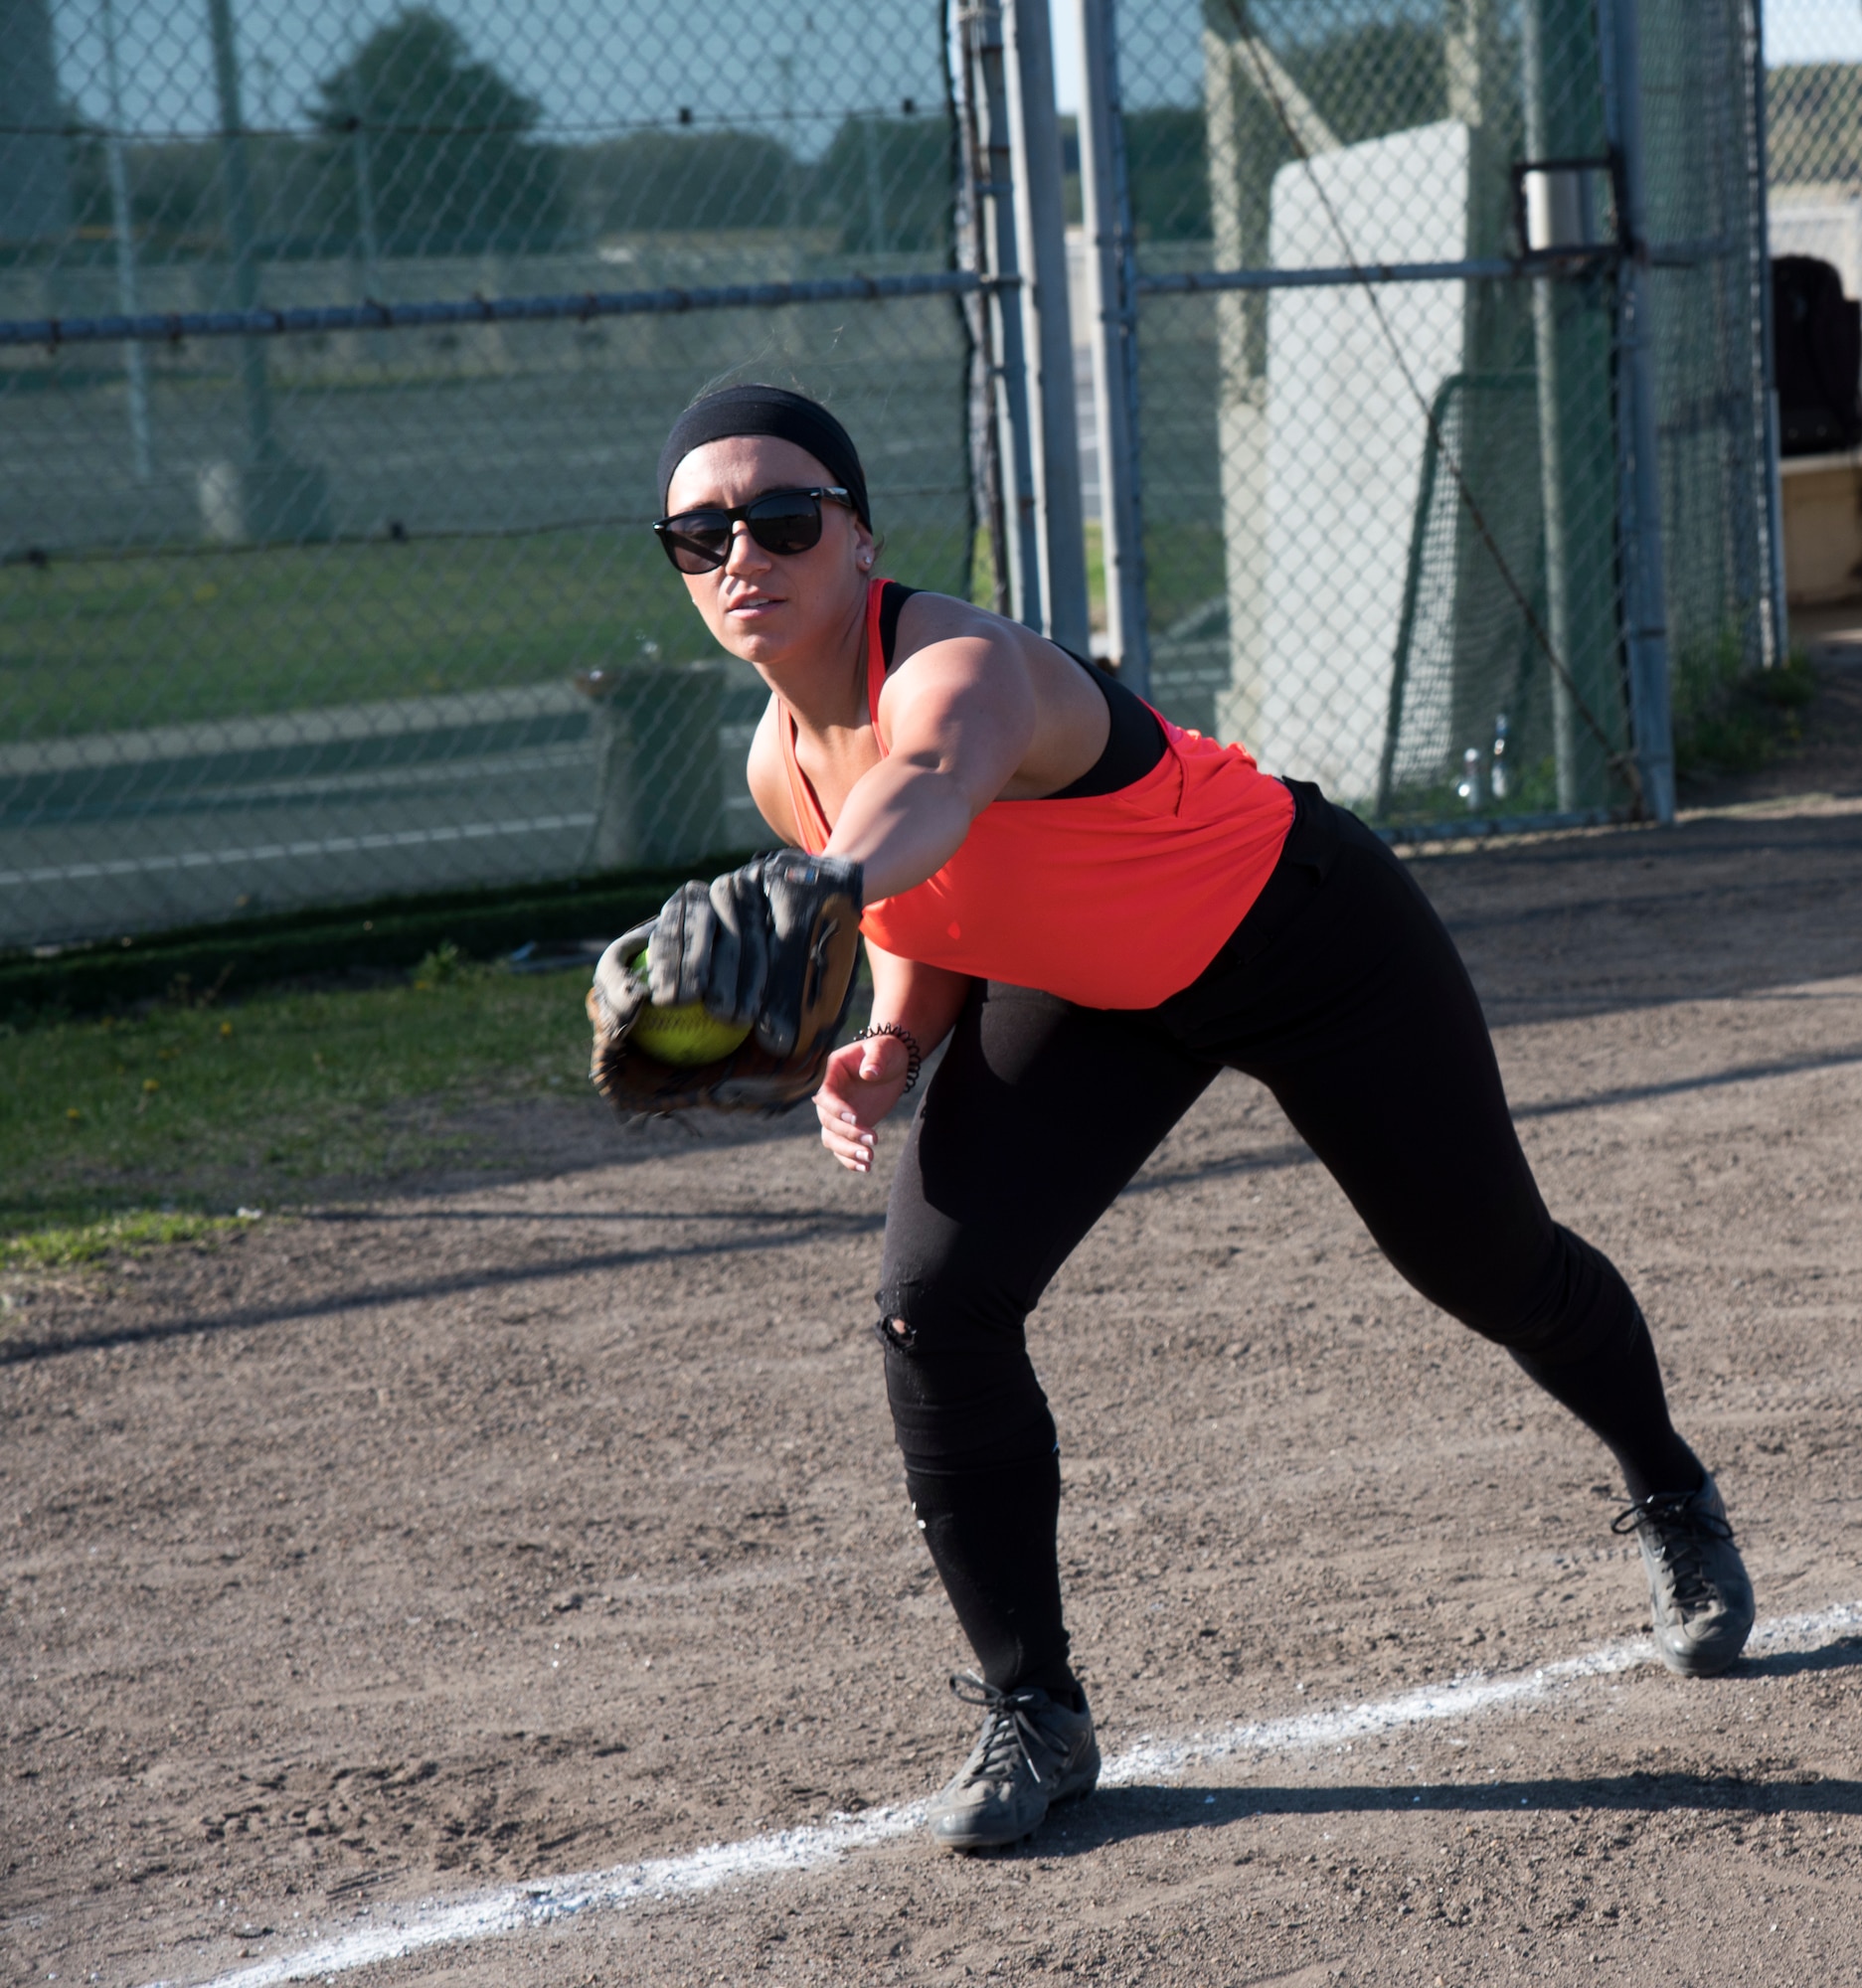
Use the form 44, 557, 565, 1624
6, 673, 1862, 1985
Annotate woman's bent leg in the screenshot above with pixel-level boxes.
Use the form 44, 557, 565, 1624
880, 979, 1216, 1697
1197, 812, 1702, 1504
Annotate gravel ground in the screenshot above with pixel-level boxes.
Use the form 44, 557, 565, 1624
4, 653, 1861, 1988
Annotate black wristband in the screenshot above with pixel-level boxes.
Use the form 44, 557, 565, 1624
854, 1023, 924, 1093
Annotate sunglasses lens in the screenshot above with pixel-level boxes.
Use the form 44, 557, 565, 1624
745, 491, 824, 557
659, 513, 730, 573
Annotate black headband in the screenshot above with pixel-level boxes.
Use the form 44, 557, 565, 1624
657, 385, 871, 527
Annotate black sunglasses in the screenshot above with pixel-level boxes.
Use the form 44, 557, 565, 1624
653, 486, 854, 574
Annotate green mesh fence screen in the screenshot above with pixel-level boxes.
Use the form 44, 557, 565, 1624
1113, 0, 1775, 827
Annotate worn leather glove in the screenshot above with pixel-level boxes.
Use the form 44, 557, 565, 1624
587, 853, 864, 1115
644, 865, 770, 1025
753, 850, 864, 1060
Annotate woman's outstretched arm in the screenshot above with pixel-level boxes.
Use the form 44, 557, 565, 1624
822, 632, 1034, 903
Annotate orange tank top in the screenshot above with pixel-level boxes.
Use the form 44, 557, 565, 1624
776, 579, 1294, 1010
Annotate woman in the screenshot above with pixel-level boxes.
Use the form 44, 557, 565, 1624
602, 383, 1753, 1854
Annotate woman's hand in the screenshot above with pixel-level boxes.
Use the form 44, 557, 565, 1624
814, 1031, 914, 1173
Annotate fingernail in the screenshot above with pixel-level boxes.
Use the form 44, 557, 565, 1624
840, 1110, 858, 1123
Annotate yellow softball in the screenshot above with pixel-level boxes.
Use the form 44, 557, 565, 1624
628, 950, 753, 1067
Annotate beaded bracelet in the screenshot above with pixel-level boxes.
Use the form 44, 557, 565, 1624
853, 1022, 924, 1093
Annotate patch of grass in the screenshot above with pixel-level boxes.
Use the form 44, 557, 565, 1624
1, 523, 968, 741
0, 957, 596, 1238
0, 532, 673, 742
1141, 519, 1226, 633
1673, 630, 1818, 782
413, 940, 464, 988
1085, 519, 1107, 632
1, 1209, 253, 1271
1379, 749, 1565, 827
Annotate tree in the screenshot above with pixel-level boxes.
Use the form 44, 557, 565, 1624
573, 130, 798, 235
808, 115, 951, 255
311, 9, 565, 255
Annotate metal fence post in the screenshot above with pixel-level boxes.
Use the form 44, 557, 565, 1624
1002, 0, 1092, 655
960, 2, 1044, 631
1522, 0, 1622, 813
1602, 0, 1678, 823
100, 0, 152, 483
205, 0, 331, 542
1071, 0, 1151, 693
1749, 0, 1789, 668
206, 0, 275, 466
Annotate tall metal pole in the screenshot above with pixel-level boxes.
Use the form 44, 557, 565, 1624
1002, 0, 1092, 654
1071, 0, 1151, 692
1522, 0, 1620, 812
206, 0, 275, 466
963, 2, 1042, 629
861, 113, 887, 254
345, 4, 380, 274
1602, 0, 1676, 822
100, 0, 152, 483
1749, 0, 1788, 667
951, 5, 1007, 613
777, 57, 800, 236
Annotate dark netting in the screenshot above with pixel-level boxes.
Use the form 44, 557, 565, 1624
1379, 371, 1551, 816
1112, 0, 1775, 828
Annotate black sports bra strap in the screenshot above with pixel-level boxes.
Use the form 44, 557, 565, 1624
878, 580, 919, 668
877, 580, 1164, 800
1043, 665, 1166, 800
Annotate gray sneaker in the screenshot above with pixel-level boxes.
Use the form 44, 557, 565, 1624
1611, 1472, 1755, 1678
926, 1673, 1100, 1853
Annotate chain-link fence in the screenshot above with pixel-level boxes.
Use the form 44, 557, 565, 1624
0, 1, 1789, 951
1112, 0, 1776, 831
1768, 0, 1862, 275
1762, 1, 1862, 621
0, 0, 971, 947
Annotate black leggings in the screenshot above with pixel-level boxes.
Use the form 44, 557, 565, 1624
877, 785, 1700, 1699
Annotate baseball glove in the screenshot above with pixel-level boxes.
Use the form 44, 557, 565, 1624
587, 852, 864, 1113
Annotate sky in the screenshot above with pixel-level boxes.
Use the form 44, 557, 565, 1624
44, 0, 1862, 146
1766, 0, 1862, 61
50, 0, 957, 149
46, 0, 1192, 144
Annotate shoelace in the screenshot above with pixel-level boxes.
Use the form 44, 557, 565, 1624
1610, 1490, 1737, 1610
947, 1672, 1055, 1787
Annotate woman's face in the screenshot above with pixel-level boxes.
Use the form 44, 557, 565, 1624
663, 433, 874, 672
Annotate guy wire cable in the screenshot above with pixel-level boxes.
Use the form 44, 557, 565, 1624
1213, 1, 1643, 813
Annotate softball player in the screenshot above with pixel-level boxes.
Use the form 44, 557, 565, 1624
638, 384, 1754, 1853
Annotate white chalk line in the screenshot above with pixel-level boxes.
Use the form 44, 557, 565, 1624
149, 1598, 1862, 1988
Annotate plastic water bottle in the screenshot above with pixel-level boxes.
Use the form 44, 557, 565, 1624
1457, 746, 1483, 810
1491, 713, 1510, 802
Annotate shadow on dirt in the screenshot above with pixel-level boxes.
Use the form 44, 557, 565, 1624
1425, 806, 1862, 1026
1035, 1762, 1862, 1853
1736, 1635, 1862, 1681
1127, 1036, 1862, 1199
0, 1208, 886, 1366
